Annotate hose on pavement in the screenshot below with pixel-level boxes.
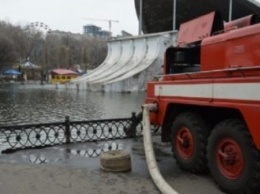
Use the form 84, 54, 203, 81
142, 104, 179, 194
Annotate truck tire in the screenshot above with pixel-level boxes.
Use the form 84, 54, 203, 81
207, 119, 260, 194
100, 150, 131, 172
171, 112, 210, 174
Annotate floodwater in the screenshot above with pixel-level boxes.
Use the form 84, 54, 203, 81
0, 83, 224, 194
0, 83, 145, 126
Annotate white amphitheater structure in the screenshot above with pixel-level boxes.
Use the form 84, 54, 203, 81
66, 31, 177, 92
63, 0, 260, 93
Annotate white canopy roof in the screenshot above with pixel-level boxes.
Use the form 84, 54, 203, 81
21, 61, 40, 69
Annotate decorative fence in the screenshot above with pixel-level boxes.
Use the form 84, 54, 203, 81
0, 113, 159, 154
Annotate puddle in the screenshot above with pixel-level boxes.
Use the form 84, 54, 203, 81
65, 141, 123, 158
29, 154, 50, 164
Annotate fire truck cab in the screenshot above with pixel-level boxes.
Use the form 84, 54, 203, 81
146, 11, 260, 193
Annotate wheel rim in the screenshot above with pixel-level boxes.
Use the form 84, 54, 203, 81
175, 127, 194, 159
216, 138, 244, 180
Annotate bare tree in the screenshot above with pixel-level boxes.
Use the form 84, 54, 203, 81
0, 34, 17, 69
0, 20, 108, 72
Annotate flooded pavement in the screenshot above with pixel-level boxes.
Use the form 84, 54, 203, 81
0, 136, 223, 194
0, 84, 224, 194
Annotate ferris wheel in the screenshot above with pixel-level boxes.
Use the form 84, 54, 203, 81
26, 21, 51, 34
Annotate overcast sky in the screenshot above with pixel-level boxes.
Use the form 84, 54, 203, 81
0, 0, 139, 36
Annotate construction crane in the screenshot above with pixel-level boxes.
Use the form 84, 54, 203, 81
82, 18, 119, 35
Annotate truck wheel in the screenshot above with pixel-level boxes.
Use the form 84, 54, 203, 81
207, 119, 260, 194
171, 112, 209, 173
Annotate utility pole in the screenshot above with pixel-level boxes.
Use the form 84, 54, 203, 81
229, 0, 233, 21
139, 0, 143, 35
173, 0, 176, 30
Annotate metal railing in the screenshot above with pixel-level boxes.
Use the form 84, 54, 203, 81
0, 112, 159, 154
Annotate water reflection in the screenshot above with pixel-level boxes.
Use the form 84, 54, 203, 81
29, 154, 50, 164
66, 141, 123, 158
0, 84, 145, 126
23, 141, 123, 165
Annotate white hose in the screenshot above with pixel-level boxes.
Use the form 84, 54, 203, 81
142, 104, 179, 194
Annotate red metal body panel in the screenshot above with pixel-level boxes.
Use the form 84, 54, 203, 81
201, 33, 227, 71
178, 12, 215, 45
202, 23, 260, 71
163, 66, 260, 81
225, 24, 260, 68
224, 15, 254, 31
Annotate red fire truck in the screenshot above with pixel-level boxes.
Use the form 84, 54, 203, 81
145, 11, 260, 193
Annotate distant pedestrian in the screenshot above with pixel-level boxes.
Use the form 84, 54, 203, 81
23, 74, 27, 82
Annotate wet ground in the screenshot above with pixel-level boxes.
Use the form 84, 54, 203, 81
0, 136, 224, 194
0, 83, 224, 194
